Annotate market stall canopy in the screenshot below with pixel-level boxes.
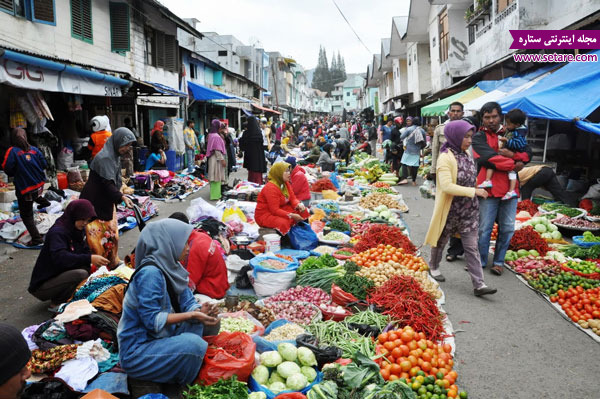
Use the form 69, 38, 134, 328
475, 63, 559, 93
252, 103, 282, 115
420, 86, 486, 117
0, 48, 127, 96
499, 50, 600, 135
188, 81, 236, 101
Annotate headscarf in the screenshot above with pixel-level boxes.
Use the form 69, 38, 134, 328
268, 161, 290, 197
242, 117, 263, 143
206, 119, 226, 157
10, 128, 30, 151
89, 127, 136, 186
284, 156, 296, 168
90, 115, 110, 132
134, 219, 193, 296
0, 322, 31, 386
282, 137, 290, 145
441, 120, 475, 154
150, 120, 164, 135
54, 199, 97, 231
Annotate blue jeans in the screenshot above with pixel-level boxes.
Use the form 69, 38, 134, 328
186, 148, 195, 172
478, 197, 517, 267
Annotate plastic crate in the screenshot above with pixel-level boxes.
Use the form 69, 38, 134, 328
165, 150, 177, 171
137, 147, 148, 167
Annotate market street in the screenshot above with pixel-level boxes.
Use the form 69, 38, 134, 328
1, 174, 600, 399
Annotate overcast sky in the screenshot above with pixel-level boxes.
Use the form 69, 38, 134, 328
159, 0, 410, 73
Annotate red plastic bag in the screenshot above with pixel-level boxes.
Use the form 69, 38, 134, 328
275, 393, 307, 399
331, 283, 358, 306
196, 331, 256, 385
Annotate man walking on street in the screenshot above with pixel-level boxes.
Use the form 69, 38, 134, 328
366, 120, 378, 157
430, 102, 465, 262
472, 102, 531, 275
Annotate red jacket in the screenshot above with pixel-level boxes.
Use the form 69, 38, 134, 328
472, 126, 531, 198
255, 182, 309, 234
291, 166, 310, 201
185, 230, 229, 299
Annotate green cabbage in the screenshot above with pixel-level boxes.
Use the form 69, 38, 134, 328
248, 392, 267, 399
286, 373, 308, 390
277, 342, 298, 362
251, 365, 269, 385
260, 351, 283, 368
269, 382, 287, 394
277, 361, 301, 379
297, 346, 317, 366
301, 366, 317, 382
269, 371, 285, 384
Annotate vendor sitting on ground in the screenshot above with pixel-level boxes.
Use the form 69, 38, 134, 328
145, 148, 167, 170
317, 143, 336, 172
28, 200, 109, 309
255, 161, 310, 235
117, 219, 220, 387
286, 156, 311, 208
298, 138, 321, 165
169, 212, 230, 299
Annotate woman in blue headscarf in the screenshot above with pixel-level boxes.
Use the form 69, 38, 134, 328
117, 219, 219, 385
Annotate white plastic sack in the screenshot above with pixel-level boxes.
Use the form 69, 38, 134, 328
249, 269, 296, 297
56, 147, 74, 170
582, 181, 600, 200
186, 197, 223, 222
165, 117, 185, 154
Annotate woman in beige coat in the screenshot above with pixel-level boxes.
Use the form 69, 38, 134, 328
424, 120, 496, 297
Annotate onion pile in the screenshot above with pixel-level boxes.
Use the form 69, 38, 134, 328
265, 286, 331, 306
264, 301, 321, 325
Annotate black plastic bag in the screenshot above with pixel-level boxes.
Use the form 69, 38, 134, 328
235, 265, 253, 289
20, 378, 79, 399
345, 322, 380, 337
296, 334, 342, 367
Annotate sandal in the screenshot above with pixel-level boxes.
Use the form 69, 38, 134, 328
398, 179, 408, 185
490, 265, 503, 275
446, 254, 458, 262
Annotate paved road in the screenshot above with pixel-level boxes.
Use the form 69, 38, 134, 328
1, 174, 599, 398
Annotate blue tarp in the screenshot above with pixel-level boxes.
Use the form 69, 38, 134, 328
187, 81, 235, 101
499, 50, 600, 135
476, 63, 559, 93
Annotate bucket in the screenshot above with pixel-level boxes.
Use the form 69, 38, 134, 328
57, 172, 68, 190
264, 234, 281, 253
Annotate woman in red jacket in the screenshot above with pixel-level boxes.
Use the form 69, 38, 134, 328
255, 161, 310, 235
285, 156, 311, 207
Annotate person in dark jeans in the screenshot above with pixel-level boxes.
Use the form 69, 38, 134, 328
519, 165, 569, 204
2, 128, 47, 246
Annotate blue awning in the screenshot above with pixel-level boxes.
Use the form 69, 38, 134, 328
476, 64, 559, 93
148, 81, 188, 97
188, 81, 235, 101
499, 50, 600, 135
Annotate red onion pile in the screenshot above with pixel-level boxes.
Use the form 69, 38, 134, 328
264, 286, 331, 306
264, 301, 320, 325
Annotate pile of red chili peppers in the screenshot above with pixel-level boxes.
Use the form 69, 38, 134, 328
354, 224, 417, 254
517, 199, 539, 215
310, 178, 337, 192
368, 275, 447, 342
509, 225, 550, 256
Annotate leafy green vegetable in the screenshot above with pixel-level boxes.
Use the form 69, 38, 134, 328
334, 274, 375, 300
184, 376, 248, 399
307, 380, 339, 399
343, 261, 360, 275
342, 352, 384, 389
327, 219, 351, 232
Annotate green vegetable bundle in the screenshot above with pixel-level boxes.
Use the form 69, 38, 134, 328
296, 266, 345, 293
334, 274, 375, 300
184, 376, 248, 399
327, 219, 351, 232
297, 254, 339, 277
305, 321, 375, 358
559, 244, 600, 259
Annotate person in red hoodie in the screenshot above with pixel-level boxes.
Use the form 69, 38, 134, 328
255, 161, 310, 235
472, 102, 531, 276
169, 212, 229, 299
285, 156, 311, 208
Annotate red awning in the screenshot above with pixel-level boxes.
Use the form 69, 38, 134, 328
252, 103, 281, 115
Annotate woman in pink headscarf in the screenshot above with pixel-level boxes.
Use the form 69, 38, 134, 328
206, 119, 227, 200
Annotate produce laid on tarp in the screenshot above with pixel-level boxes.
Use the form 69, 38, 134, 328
502, 200, 600, 342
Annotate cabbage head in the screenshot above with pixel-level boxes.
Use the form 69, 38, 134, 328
260, 351, 283, 368
277, 361, 301, 379
277, 342, 298, 362
269, 382, 286, 394
301, 366, 317, 382
286, 373, 308, 390
251, 365, 269, 385
297, 347, 317, 366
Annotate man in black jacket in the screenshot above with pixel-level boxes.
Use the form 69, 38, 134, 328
366, 120, 378, 157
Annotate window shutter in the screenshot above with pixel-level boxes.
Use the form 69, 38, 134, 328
0, 0, 14, 14
32, 0, 55, 24
155, 31, 165, 68
164, 34, 177, 72
71, 0, 92, 43
109, 2, 130, 53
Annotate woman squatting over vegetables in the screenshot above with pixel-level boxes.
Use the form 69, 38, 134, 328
117, 219, 220, 386
424, 120, 497, 297
255, 161, 310, 235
